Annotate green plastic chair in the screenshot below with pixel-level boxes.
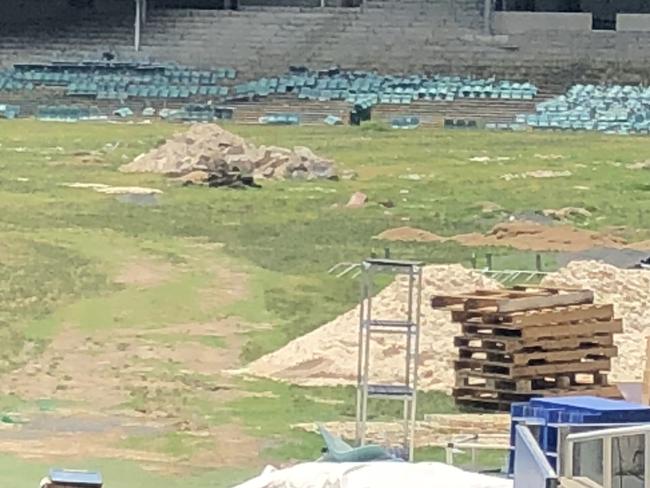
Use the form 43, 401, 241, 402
318, 424, 397, 463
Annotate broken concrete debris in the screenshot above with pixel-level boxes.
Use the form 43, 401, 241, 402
120, 124, 338, 188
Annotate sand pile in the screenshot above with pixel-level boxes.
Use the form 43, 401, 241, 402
243, 265, 499, 392
374, 227, 445, 242
120, 124, 337, 181
542, 261, 650, 382
375, 221, 626, 252
245, 260, 650, 392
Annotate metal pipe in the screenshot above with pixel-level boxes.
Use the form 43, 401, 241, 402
134, 0, 141, 51
355, 264, 367, 444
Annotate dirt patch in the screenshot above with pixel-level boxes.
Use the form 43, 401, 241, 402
375, 221, 627, 252
241, 265, 498, 392
454, 221, 626, 252
114, 259, 174, 287
0, 314, 265, 470
1, 325, 244, 409
627, 240, 650, 251
189, 424, 263, 469
374, 226, 445, 242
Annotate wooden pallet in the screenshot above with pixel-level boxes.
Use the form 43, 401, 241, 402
451, 304, 614, 326
454, 333, 615, 354
434, 286, 622, 411
457, 345, 618, 366
432, 286, 594, 314
460, 319, 622, 340
454, 358, 612, 378
453, 384, 622, 411
456, 370, 609, 392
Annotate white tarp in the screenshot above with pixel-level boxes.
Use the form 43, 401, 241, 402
233, 462, 513, 488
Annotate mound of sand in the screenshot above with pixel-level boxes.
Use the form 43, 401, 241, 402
244, 261, 650, 392
242, 265, 499, 392
455, 221, 626, 252
542, 261, 650, 383
120, 124, 337, 181
375, 221, 626, 252
374, 227, 445, 242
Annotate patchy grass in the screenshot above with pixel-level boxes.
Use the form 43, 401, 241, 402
3, 120, 650, 481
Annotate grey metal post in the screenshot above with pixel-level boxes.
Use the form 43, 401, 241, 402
142, 0, 147, 24
355, 272, 366, 444
361, 267, 373, 446
134, 0, 141, 51
409, 267, 422, 462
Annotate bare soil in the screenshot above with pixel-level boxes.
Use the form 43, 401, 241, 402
114, 259, 175, 287
375, 220, 628, 252
0, 259, 266, 471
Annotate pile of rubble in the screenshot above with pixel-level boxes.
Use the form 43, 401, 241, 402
119, 124, 337, 187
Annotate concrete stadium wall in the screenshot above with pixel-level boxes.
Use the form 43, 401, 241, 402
0, 0, 133, 23
493, 12, 592, 33
617, 14, 650, 31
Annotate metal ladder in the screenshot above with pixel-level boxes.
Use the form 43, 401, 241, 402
355, 258, 423, 461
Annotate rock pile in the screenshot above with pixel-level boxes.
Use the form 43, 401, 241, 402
242, 265, 499, 392
120, 124, 337, 183
542, 261, 650, 383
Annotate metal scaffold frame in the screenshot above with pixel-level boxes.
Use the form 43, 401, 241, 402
355, 258, 423, 461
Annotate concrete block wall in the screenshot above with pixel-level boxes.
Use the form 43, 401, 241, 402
5, 1, 650, 87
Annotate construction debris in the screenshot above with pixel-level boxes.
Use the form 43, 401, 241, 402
346, 192, 368, 208
432, 286, 621, 410
120, 124, 338, 183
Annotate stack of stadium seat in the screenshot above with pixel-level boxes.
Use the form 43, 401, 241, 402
37, 105, 103, 122
0, 62, 236, 102
258, 113, 300, 125
509, 84, 650, 135
230, 69, 538, 109
0, 104, 20, 119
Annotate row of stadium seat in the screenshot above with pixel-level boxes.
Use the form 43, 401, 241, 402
503, 83, 650, 135
0, 61, 236, 101
232, 71, 537, 105
0, 62, 537, 108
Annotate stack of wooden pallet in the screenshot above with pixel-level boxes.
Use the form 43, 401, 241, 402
431, 286, 622, 411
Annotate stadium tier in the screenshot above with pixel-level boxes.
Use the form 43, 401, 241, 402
3, 0, 650, 128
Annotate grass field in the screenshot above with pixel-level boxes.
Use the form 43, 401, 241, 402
1, 120, 650, 486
